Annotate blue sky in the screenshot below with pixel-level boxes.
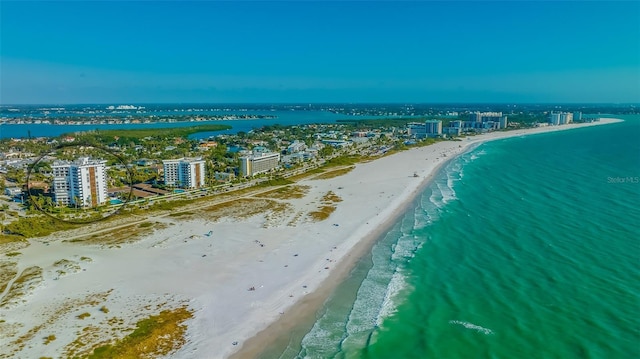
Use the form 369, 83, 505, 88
1, 1, 639, 104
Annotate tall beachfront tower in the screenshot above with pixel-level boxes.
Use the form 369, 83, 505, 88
425, 120, 443, 137
499, 115, 508, 129
549, 111, 573, 125
573, 111, 582, 122
407, 120, 443, 138
52, 157, 108, 207
239, 152, 280, 177
162, 158, 206, 188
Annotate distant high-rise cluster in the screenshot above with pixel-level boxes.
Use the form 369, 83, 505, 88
52, 157, 108, 207
162, 158, 206, 188
467, 112, 508, 130
408, 112, 508, 138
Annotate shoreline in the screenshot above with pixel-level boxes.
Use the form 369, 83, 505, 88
228, 118, 623, 359
0, 119, 623, 359
229, 144, 455, 359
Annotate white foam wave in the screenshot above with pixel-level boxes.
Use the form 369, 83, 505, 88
449, 320, 494, 335
376, 269, 408, 327
437, 181, 456, 204
413, 205, 431, 230
391, 234, 420, 261
468, 148, 488, 161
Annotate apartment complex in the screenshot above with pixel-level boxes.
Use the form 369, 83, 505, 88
162, 157, 206, 188
407, 120, 443, 138
239, 152, 280, 177
467, 112, 508, 130
549, 112, 573, 125
52, 157, 108, 207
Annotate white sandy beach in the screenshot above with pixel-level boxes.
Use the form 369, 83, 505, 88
0, 118, 621, 359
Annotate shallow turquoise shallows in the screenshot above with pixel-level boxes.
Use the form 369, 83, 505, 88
268, 115, 640, 359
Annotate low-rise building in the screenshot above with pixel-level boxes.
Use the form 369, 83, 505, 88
4, 187, 22, 197
287, 140, 307, 154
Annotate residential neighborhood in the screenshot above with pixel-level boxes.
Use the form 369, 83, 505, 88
0, 108, 598, 226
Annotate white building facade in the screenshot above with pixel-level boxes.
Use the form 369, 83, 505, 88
239, 152, 280, 177
162, 158, 206, 188
53, 157, 108, 207
549, 112, 573, 125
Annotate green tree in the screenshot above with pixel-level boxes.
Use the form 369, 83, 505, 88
6, 168, 25, 184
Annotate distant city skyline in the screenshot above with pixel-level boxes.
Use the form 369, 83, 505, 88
1, 1, 639, 104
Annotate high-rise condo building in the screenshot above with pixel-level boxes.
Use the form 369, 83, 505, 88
573, 111, 582, 122
52, 157, 108, 207
425, 120, 443, 136
499, 115, 508, 129
239, 152, 280, 177
407, 120, 443, 138
560, 112, 573, 125
549, 112, 573, 125
407, 122, 428, 138
162, 157, 206, 188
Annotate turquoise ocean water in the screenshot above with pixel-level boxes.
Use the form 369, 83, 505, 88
267, 115, 640, 359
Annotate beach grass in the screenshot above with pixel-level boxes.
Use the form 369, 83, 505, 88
287, 168, 324, 181
4, 214, 110, 238
322, 155, 361, 168
253, 177, 294, 188
308, 206, 336, 221
313, 166, 354, 180
201, 198, 291, 223
168, 211, 194, 217
306, 191, 342, 222
257, 185, 310, 200
52, 259, 81, 278
6, 290, 113, 356
0, 266, 43, 308
321, 191, 343, 204
0, 260, 18, 294
0, 235, 26, 245
43, 334, 56, 345
85, 306, 193, 359
66, 222, 168, 246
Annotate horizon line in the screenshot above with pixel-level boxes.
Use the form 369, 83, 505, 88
2, 102, 639, 106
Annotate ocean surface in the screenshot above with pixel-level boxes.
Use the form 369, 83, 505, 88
265, 115, 640, 359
